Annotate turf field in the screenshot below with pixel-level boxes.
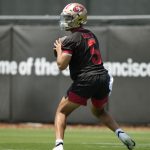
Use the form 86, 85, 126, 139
0, 125, 150, 150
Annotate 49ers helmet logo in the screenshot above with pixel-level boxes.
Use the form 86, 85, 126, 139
60, 3, 87, 30
73, 5, 84, 13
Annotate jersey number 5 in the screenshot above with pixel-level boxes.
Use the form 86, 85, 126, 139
88, 38, 102, 65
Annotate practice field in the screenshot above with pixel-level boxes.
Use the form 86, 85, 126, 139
0, 124, 150, 150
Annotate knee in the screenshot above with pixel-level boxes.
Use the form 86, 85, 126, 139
56, 106, 69, 117
91, 107, 106, 118
56, 97, 79, 117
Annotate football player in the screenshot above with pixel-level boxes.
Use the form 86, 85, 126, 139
53, 3, 135, 150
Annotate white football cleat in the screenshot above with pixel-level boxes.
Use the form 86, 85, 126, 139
117, 130, 136, 150
52, 144, 64, 150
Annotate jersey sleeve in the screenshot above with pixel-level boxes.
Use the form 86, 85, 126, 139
61, 35, 77, 56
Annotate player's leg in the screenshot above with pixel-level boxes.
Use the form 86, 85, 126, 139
54, 96, 80, 139
91, 97, 119, 132
90, 74, 119, 131
91, 98, 135, 150
53, 96, 80, 150
91, 73, 135, 150
52, 78, 90, 150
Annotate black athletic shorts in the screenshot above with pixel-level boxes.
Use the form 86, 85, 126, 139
66, 73, 113, 108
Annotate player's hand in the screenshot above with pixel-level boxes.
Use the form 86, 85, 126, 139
53, 39, 62, 57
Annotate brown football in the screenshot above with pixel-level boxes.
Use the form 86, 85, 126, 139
54, 36, 67, 57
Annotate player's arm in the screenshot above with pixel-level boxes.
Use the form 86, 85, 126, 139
54, 39, 71, 70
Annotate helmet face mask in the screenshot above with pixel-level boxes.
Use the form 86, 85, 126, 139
60, 13, 73, 30
60, 3, 87, 31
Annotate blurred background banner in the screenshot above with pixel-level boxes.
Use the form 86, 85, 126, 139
0, 0, 150, 125
0, 22, 150, 124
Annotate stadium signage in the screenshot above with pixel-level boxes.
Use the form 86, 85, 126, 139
104, 58, 150, 77
0, 57, 150, 77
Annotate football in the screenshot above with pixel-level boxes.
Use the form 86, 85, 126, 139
54, 36, 67, 57
60, 36, 67, 42
54, 49, 57, 57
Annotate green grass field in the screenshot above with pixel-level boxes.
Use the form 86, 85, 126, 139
0, 125, 150, 150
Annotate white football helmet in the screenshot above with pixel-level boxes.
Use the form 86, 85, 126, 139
60, 3, 87, 30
